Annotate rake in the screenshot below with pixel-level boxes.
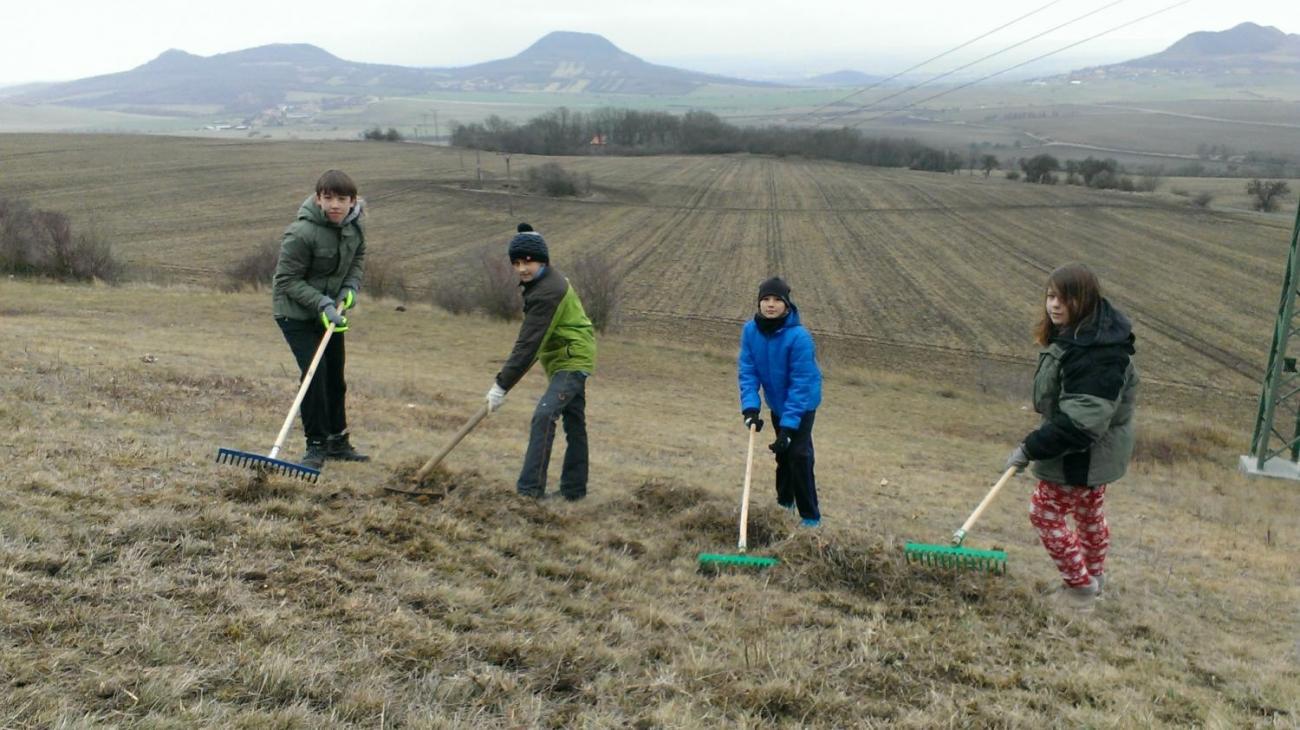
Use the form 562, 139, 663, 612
384, 403, 489, 496
698, 424, 780, 570
904, 466, 1016, 574
215, 317, 342, 483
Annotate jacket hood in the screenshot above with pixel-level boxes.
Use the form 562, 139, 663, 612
1056, 297, 1132, 348
298, 196, 365, 228
754, 304, 802, 334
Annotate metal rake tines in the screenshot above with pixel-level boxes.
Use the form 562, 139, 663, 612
215, 449, 320, 483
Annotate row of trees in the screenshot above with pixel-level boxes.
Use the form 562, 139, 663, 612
1012, 154, 1161, 192
452, 108, 966, 173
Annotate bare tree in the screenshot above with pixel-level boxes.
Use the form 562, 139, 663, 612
1246, 179, 1291, 212
980, 154, 1000, 177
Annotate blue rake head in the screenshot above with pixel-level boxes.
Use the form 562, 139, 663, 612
215, 448, 320, 483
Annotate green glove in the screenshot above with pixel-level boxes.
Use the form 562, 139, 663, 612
338, 287, 356, 311
320, 302, 349, 332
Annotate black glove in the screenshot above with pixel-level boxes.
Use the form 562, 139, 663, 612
742, 409, 764, 432
769, 429, 792, 455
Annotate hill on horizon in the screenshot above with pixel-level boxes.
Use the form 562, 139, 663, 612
1070, 22, 1300, 78
13, 32, 773, 114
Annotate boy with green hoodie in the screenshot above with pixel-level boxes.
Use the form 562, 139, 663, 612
271, 169, 369, 471
485, 223, 597, 501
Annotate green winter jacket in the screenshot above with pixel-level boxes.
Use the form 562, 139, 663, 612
495, 266, 596, 390
1025, 298, 1139, 487
272, 197, 366, 321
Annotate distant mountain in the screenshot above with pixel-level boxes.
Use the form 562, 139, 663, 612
13, 32, 771, 114
804, 70, 887, 87
1071, 22, 1300, 78
449, 31, 773, 94
16, 44, 440, 113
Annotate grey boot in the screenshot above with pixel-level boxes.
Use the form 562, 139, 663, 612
301, 438, 328, 470
326, 432, 370, 462
1054, 578, 1099, 611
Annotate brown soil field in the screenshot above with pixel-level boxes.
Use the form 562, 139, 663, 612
2, 133, 1291, 401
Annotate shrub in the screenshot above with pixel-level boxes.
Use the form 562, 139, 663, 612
1004, 170, 1021, 181
363, 126, 403, 142
361, 255, 410, 303
1246, 179, 1290, 212
432, 278, 477, 315
0, 197, 122, 283
568, 251, 623, 333
223, 240, 279, 291
478, 249, 523, 320
526, 162, 582, 197
1136, 174, 1163, 192
1190, 192, 1214, 209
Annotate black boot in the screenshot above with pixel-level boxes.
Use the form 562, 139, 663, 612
301, 438, 328, 470
326, 432, 370, 462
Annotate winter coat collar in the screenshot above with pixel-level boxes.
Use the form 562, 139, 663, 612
1054, 298, 1132, 349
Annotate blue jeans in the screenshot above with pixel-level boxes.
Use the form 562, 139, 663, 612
518, 371, 588, 498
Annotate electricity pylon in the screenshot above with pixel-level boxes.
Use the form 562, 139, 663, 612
1242, 198, 1300, 480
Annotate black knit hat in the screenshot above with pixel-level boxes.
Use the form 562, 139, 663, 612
507, 222, 549, 263
757, 276, 793, 308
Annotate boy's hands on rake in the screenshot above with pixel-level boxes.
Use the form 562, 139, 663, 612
486, 383, 507, 413
338, 287, 356, 310
742, 410, 763, 432
318, 295, 349, 331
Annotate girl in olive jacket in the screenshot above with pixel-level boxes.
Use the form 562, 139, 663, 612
1005, 263, 1138, 610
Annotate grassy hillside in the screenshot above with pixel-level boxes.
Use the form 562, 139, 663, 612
2, 279, 1297, 727
0, 133, 1291, 400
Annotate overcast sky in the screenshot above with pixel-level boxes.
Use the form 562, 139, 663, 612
4, 1, 1299, 85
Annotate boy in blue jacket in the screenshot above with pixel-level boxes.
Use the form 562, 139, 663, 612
738, 277, 824, 526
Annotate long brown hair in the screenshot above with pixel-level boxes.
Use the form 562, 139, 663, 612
1034, 263, 1102, 345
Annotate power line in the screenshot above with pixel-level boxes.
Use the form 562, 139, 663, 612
844, 0, 1193, 129
816, 0, 1126, 127
798, 0, 1067, 124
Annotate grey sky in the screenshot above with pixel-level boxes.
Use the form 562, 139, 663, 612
5, 1, 1299, 86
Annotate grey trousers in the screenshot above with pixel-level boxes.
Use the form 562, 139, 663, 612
517, 370, 589, 498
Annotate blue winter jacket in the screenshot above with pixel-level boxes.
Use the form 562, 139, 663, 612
738, 308, 823, 431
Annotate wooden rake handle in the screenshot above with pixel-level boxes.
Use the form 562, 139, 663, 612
952, 466, 1019, 546
268, 316, 341, 460
737, 424, 758, 552
414, 403, 490, 482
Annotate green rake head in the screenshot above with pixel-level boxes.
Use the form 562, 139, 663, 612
904, 542, 1007, 574
697, 552, 780, 570
216, 448, 321, 483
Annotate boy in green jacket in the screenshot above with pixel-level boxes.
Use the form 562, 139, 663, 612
485, 224, 596, 501
271, 169, 369, 471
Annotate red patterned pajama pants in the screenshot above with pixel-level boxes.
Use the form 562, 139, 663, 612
1028, 480, 1109, 588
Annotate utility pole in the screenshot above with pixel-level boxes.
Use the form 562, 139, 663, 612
504, 153, 513, 217
475, 148, 482, 188
1242, 198, 1300, 481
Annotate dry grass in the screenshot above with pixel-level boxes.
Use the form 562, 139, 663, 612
1, 280, 1297, 727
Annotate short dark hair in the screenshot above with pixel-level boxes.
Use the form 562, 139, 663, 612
315, 169, 358, 198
